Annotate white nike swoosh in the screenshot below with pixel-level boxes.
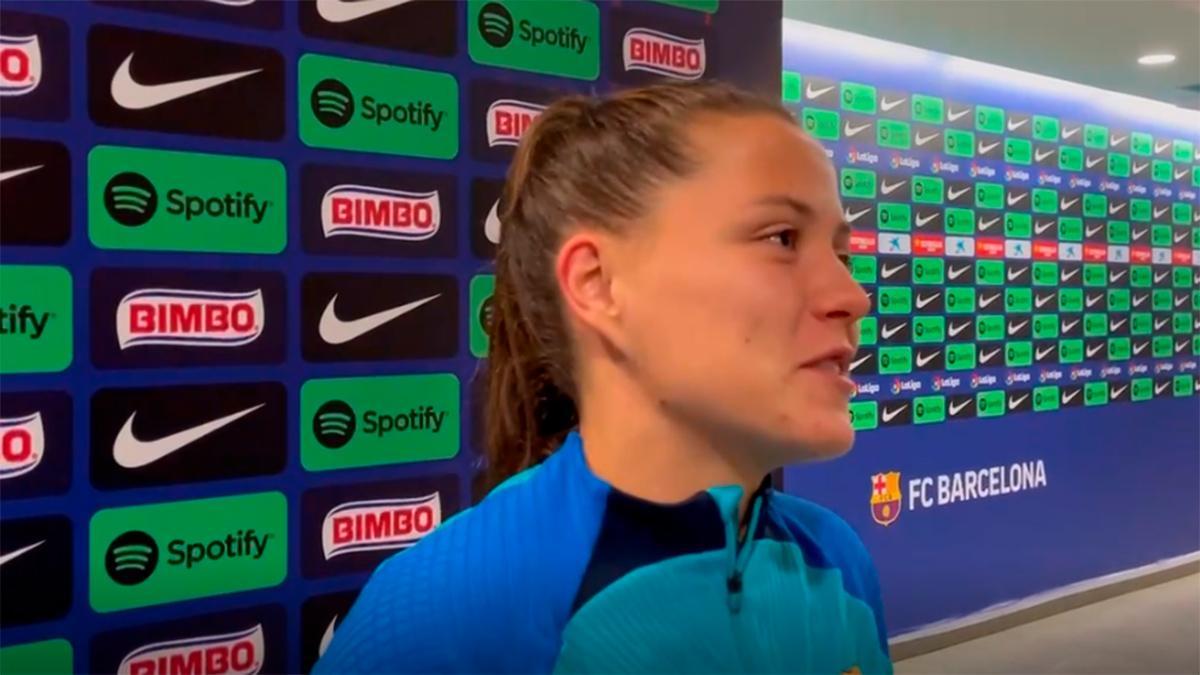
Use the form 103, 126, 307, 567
1109, 204, 1127, 214
1086, 156, 1104, 168
1061, 320, 1080, 332
1007, 119, 1029, 131
1061, 390, 1080, 404
1111, 385, 1128, 397
915, 213, 937, 227
916, 350, 941, 367
1156, 383, 1171, 395
1132, 229, 1148, 241
1035, 149, 1054, 161
1086, 296, 1102, 307
979, 294, 1000, 308
979, 217, 1000, 231
880, 263, 908, 278
1154, 141, 1170, 153
850, 354, 871, 371
948, 321, 969, 337
845, 207, 871, 223
947, 187, 970, 201
1153, 208, 1169, 218
1110, 271, 1127, 282
319, 615, 338, 657
1155, 319, 1170, 330
0, 541, 44, 567
1036, 295, 1053, 307
948, 400, 970, 416
880, 181, 906, 195
844, 122, 870, 136
980, 348, 1001, 362
805, 84, 834, 99
1007, 269, 1026, 282
881, 405, 907, 423
1060, 198, 1080, 210
947, 108, 970, 122
915, 293, 940, 309
0, 165, 43, 183
1008, 394, 1029, 409
1176, 297, 1188, 307
1087, 345, 1104, 358
1178, 340, 1190, 351
1086, 225, 1104, 237
317, 0, 416, 22
1154, 272, 1170, 282
1133, 343, 1148, 355
1008, 320, 1029, 335
1035, 221, 1054, 235
110, 53, 262, 110
1176, 170, 1189, 180
881, 324, 905, 339
880, 97, 907, 112
484, 200, 501, 244
1132, 296, 1147, 307
1062, 127, 1081, 139
1132, 162, 1148, 173
979, 141, 1001, 154
114, 404, 265, 468
1061, 269, 1079, 281
1175, 232, 1190, 244
320, 293, 440, 345
1110, 319, 1127, 330
1007, 193, 1027, 206
948, 266, 969, 280
1036, 346, 1056, 359
1110, 135, 1128, 146
915, 132, 938, 146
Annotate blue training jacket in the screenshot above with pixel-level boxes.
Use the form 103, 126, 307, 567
314, 431, 892, 674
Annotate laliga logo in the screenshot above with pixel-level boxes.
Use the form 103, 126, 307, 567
970, 373, 980, 389
117, 624, 264, 675
623, 28, 705, 80
322, 492, 442, 559
0, 411, 44, 480
486, 99, 544, 147
321, 185, 440, 242
116, 288, 265, 350
931, 160, 941, 174
0, 34, 41, 96
969, 163, 979, 178
890, 377, 902, 395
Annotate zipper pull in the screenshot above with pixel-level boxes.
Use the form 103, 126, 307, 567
726, 573, 743, 614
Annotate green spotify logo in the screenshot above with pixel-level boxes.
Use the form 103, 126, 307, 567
471, 274, 495, 358
90, 493, 287, 612
0, 265, 73, 374
468, 0, 599, 80
301, 374, 460, 472
300, 54, 459, 159
89, 146, 285, 254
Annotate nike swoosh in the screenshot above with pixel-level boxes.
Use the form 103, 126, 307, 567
845, 207, 871, 223
1008, 320, 1029, 335
1062, 127, 1081, 139
880, 181, 906, 195
1155, 382, 1170, 395
947, 186, 970, 200
1175, 232, 1190, 244
1060, 198, 1080, 210
1111, 385, 1128, 398
915, 132, 938, 146
1007, 268, 1026, 282
1178, 340, 1190, 351
1007, 118, 1029, 131
1008, 394, 1029, 409
979, 217, 1000, 231
914, 212, 937, 228
484, 200, 501, 244
1109, 203, 1127, 214
880, 97, 907, 112
1154, 141, 1170, 153
113, 404, 265, 468
1176, 296, 1188, 307
1061, 390, 1080, 404
881, 323, 905, 339
1086, 225, 1104, 237
319, 615, 338, 657
0, 165, 43, 183
1132, 295, 1147, 307
850, 354, 871, 371
880, 263, 908, 278
948, 321, 969, 337
1036, 346, 1056, 359
1007, 193, 1027, 206
317, 0, 416, 22
1155, 319, 1170, 330
110, 53, 262, 110
1061, 319, 1080, 332
980, 348, 1001, 362
1153, 208, 1169, 218
948, 265, 969, 280
947, 108, 970, 122
1132, 228, 1148, 241
1110, 319, 1127, 330
916, 350, 941, 367
0, 541, 44, 567
806, 84, 834, 99
979, 293, 1000, 308
1086, 296, 1102, 307
1034, 149, 1055, 161
1036, 295, 1053, 308
1133, 343, 1148, 355
844, 122, 870, 136
1061, 269, 1079, 281
1132, 162, 1148, 173
915, 293, 940, 309
948, 400, 970, 416
881, 405, 907, 423
1110, 135, 1128, 146
1110, 271, 1127, 282
1035, 221, 1054, 235
1176, 169, 1189, 180
1154, 271, 1170, 282
319, 293, 440, 345
1086, 156, 1104, 168
979, 141, 1001, 154
1086, 345, 1104, 358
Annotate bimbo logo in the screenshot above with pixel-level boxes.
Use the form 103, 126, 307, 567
117, 624, 264, 675
0, 34, 40, 96
322, 492, 441, 559
116, 288, 264, 350
486, 99, 544, 147
623, 28, 705, 80
0, 411, 43, 479
321, 185, 440, 241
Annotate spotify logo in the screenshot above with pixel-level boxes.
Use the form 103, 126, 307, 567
479, 295, 495, 335
104, 172, 158, 226
314, 400, 356, 449
312, 79, 354, 128
105, 530, 158, 586
478, 2, 514, 47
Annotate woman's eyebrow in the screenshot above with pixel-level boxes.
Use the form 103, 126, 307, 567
752, 195, 815, 219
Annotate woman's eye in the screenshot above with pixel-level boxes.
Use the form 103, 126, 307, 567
767, 229, 798, 249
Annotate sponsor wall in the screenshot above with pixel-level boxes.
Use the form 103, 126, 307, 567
0, 1, 779, 672
780, 21, 1200, 635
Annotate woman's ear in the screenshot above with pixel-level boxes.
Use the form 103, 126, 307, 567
555, 229, 628, 352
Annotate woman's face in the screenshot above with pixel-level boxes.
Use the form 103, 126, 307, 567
615, 112, 870, 467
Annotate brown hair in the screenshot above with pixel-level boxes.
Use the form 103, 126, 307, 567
482, 80, 794, 491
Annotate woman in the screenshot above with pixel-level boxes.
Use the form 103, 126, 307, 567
315, 80, 888, 674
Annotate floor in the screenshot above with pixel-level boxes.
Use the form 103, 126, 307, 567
895, 574, 1200, 674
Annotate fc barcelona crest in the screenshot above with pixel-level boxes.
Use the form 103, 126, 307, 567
870, 472, 902, 526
